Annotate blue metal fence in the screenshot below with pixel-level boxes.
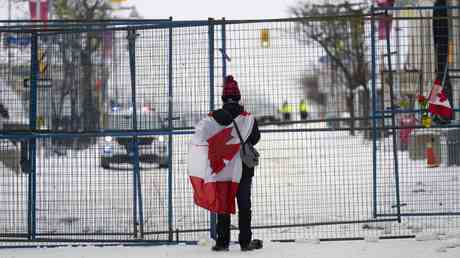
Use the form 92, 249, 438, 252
0, 7, 459, 247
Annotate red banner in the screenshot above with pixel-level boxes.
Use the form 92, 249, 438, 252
376, 0, 395, 7
378, 15, 393, 40
29, 0, 48, 21
376, 0, 394, 40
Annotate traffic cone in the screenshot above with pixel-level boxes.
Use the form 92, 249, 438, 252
426, 137, 439, 168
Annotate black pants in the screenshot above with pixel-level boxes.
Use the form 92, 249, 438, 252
282, 113, 291, 121
216, 175, 252, 247
300, 112, 308, 120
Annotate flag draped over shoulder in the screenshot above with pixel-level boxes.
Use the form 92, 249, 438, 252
428, 79, 453, 120
188, 112, 254, 214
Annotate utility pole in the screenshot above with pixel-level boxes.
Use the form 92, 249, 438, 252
48, 0, 53, 19
8, 0, 11, 20
394, 1, 401, 101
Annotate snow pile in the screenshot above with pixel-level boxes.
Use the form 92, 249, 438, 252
445, 230, 460, 239
197, 238, 215, 247
364, 235, 380, 243
437, 239, 460, 253
415, 232, 439, 241
415, 229, 460, 253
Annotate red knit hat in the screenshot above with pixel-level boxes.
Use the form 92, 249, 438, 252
222, 75, 241, 102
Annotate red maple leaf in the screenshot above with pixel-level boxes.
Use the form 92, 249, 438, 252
438, 91, 448, 103
207, 127, 240, 174
417, 95, 426, 104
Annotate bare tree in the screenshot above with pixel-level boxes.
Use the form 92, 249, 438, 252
52, 0, 112, 132
290, 2, 371, 136
53, 0, 111, 20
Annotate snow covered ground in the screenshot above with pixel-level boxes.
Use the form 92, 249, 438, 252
1, 122, 459, 243
1, 35, 459, 241
1, 238, 460, 258
0, 14, 459, 257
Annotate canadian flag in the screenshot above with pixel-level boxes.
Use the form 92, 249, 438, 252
188, 112, 254, 214
428, 79, 453, 120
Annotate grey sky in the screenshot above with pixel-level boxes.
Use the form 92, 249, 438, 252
0, 0, 308, 20
116, 0, 302, 20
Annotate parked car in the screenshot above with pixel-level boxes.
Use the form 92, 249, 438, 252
100, 104, 169, 169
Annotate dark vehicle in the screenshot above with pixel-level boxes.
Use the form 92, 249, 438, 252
100, 104, 168, 169
0, 81, 30, 173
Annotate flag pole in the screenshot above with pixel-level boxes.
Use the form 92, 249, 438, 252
37, 0, 41, 21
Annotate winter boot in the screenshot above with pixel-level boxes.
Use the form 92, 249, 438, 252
241, 239, 263, 251
211, 244, 229, 252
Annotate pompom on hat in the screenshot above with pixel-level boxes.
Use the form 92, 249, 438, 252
222, 75, 241, 102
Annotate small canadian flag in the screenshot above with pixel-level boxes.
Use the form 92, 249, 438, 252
427, 79, 453, 120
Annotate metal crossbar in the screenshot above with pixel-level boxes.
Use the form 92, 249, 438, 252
0, 6, 459, 247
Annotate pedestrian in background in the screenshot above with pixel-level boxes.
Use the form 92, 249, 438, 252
299, 99, 309, 120
279, 101, 292, 122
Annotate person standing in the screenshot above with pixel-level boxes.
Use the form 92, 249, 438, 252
299, 99, 309, 120
279, 101, 292, 122
188, 75, 261, 252
212, 75, 261, 252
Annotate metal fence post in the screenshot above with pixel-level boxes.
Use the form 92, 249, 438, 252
168, 16, 174, 242
28, 32, 38, 240
127, 29, 144, 238
370, 5, 378, 219
221, 18, 227, 79
383, 8, 402, 223
208, 17, 217, 240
